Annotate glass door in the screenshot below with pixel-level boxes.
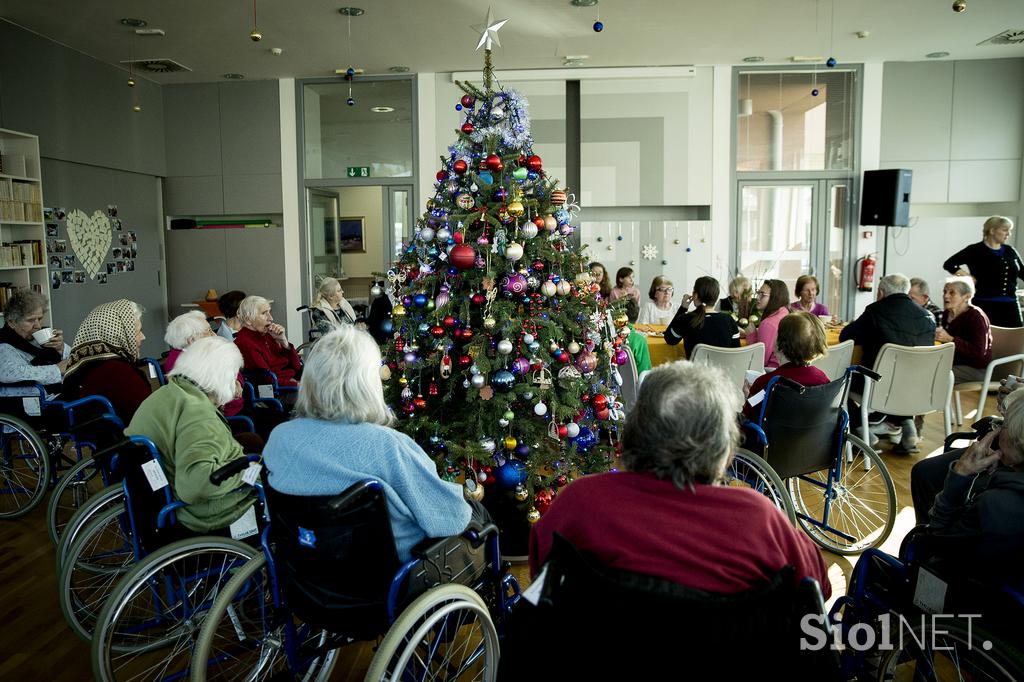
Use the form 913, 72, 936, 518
308, 189, 341, 280
385, 185, 414, 263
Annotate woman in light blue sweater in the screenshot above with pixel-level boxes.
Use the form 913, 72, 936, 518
263, 325, 477, 561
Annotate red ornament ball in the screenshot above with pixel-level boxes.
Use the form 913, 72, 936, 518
532, 216, 546, 230
526, 155, 543, 171
430, 325, 445, 338
442, 315, 456, 328
593, 394, 608, 409
460, 327, 475, 342
413, 396, 427, 410
453, 159, 468, 175
557, 424, 569, 438
436, 170, 448, 182
535, 488, 555, 514
458, 354, 472, 368
461, 94, 475, 108
485, 153, 503, 171
453, 231, 465, 244
471, 292, 486, 305
532, 259, 545, 271
461, 122, 475, 134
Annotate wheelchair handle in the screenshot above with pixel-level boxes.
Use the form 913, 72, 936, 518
296, 305, 310, 312
210, 454, 259, 485
850, 365, 881, 382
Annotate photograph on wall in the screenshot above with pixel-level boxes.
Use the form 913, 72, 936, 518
128, 231, 136, 243
74, 271, 86, 283
97, 273, 107, 284
63, 255, 75, 268
61, 270, 73, 283
46, 224, 59, 237
112, 247, 122, 259
51, 272, 60, 290
117, 260, 126, 272
126, 260, 135, 272
49, 255, 61, 269
106, 263, 116, 275
112, 218, 122, 231
119, 234, 130, 247
338, 217, 365, 253
130, 244, 138, 258
52, 239, 67, 253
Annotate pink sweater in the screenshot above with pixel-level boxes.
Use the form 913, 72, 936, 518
747, 307, 788, 369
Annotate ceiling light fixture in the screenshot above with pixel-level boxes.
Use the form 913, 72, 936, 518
119, 18, 147, 28
371, 106, 395, 113
742, 56, 765, 63
250, 0, 262, 41
223, 73, 245, 80
926, 51, 950, 58
570, 0, 598, 6
389, 65, 410, 73
338, 7, 365, 16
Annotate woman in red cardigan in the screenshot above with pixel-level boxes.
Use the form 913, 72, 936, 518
233, 295, 302, 390
936, 276, 993, 384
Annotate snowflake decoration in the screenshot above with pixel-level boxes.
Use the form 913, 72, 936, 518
641, 243, 659, 260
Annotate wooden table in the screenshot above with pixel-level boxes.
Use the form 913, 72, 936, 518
638, 324, 847, 368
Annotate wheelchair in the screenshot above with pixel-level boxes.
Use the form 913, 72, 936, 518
738, 366, 898, 554
190, 477, 521, 681
498, 532, 840, 679
829, 528, 1024, 680
242, 367, 298, 412
80, 438, 263, 681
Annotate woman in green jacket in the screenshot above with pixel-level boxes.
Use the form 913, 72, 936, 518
126, 336, 256, 533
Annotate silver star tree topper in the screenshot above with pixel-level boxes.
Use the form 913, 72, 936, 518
472, 7, 509, 51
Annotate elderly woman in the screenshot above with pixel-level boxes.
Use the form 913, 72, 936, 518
529, 360, 829, 595
719, 276, 754, 317
789, 274, 830, 317
62, 299, 150, 422
263, 325, 483, 562
126, 336, 256, 533
588, 262, 612, 299
637, 276, 680, 325
664, 276, 739, 358
309, 276, 357, 340
215, 290, 246, 340
163, 311, 214, 372
943, 216, 1024, 327
233, 295, 302, 387
936, 276, 993, 384
745, 279, 790, 369
609, 267, 641, 303
742, 312, 830, 421
0, 289, 68, 391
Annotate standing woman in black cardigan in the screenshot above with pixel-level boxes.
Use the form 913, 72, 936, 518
943, 216, 1024, 327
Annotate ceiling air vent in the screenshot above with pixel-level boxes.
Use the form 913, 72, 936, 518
978, 29, 1024, 46
119, 58, 192, 73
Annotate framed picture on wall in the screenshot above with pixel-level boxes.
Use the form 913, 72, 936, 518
338, 216, 365, 253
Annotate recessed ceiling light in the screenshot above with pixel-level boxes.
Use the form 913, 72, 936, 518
119, 18, 147, 28
223, 73, 245, 80
570, 0, 598, 5
338, 7, 365, 16
742, 56, 765, 63
371, 106, 395, 113
389, 65, 410, 73
926, 51, 950, 58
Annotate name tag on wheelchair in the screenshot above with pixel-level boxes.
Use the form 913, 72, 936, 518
912, 566, 948, 614
141, 459, 169, 491
241, 462, 262, 486
257, 384, 274, 399
147, 363, 157, 379
746, 390, 765, 407
22, 397, 41, 416
229, 505, 259, 540
521, 565, 548, 606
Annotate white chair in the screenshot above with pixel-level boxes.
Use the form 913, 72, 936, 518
810, 339, 855, 381
952, 325, 1024, 424
617, 346, 640, 414
690, 343, 765, 397
854, 342, 956, 450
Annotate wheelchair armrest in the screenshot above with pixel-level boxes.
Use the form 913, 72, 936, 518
210, 454, 259, 485
849, 365, 882, 382
225, 414, 256, 434
0, 380, 48, 400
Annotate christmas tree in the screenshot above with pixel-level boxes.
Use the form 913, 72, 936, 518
379, 21, 629, 535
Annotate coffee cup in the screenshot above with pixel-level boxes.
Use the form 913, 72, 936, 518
32, 327, 54, 344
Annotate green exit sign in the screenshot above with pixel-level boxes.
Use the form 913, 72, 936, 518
347, 166, 371, 178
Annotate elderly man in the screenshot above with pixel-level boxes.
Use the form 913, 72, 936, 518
910, 277, 943, 325
840, 273, 937, 453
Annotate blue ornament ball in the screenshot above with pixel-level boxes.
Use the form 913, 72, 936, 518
574, 427, 597, 452
456, 104, 463, 111
686, 247, 692, 253
826, 57, 837, 68
491, 369, 516, 392
414, 293, 428, 307
593, 20, 604, 32
382, 320, 394, 334
346, 97, 355, 106
494, 460, 528, 489
515, 443, 530, 457
617, 234, 624, 241
811, 88, 820, 97
346, 67, 355, 77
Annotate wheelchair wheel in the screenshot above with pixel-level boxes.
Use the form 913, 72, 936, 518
47, 455, 106, 545
56, 484, 125, 573
58, 503, 134, 641
0, 413, 50, 519
92, 536, 259, 682
190, 555, 340, 682
726, 448, 797, 526
788, 433, 897, 555
876, 618, 1024, 681
366, 583, 499, 682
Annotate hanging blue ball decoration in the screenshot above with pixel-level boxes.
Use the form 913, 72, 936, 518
826, 57, 837, 68
414, 293, 428, 307
346, 67, 355, 77
686, 246, 692, 252
346, 97, 355, 106
491, 369, 516, 392
382, 320, 394, 334
456, 104, 463, 111
617, 234, 624, 241
593, 20, 604, 32
811, 88, 820, 97
574, 427, 597, 451
494, 460, 528, 489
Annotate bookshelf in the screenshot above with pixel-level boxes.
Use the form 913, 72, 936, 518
0, 128, 49, 324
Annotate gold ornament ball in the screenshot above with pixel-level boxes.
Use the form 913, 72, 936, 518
127, 77, 136, 87
544, 215, 558, 231
398, 375, 408, 385
614, 314, 629, 328
250, 29, 263, 42
463, 479, 485, 502
507, 200, 525, 217
379, 365, 392, 381
504, 435, 518, 450
514, 484, 530, 501
483, 316, 497, 329
392, 304, 407, 317
567, 341, 581, 354
132, 104, 142, 112
527, 508, 542, 523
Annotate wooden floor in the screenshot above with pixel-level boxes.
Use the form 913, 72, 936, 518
0, 390, 989, 680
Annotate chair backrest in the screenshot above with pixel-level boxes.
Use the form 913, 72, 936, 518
498, 533, 839, 679
690, 343, 765, 395
118, 436, 179, 554
265, 479, 402, 636
759, 375, 849, 479
989, 326, 1024, 381
810, 339, 855, 381
868, 342, 955, 415
617, 346, 639, 413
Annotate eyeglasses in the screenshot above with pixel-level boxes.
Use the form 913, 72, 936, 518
655, 287, 674, 293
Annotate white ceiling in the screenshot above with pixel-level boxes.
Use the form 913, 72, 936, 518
2, 0, 1023, 84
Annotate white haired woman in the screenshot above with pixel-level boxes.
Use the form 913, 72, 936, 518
943, 216, 1024, 327
309, 277, 357, 341
63, 299, 150, 422
125, 336, 258, 533
234, 295, 302, 389
163, 310, 214, 372
263, 325, 485, 562
935, 276, 993, 384
0, 288, 69, 393
529, 360, 829, 596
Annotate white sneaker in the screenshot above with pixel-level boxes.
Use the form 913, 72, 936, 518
869, 422, 902, 438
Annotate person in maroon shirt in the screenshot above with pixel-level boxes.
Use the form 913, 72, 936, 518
62, 298, 151, 423
743, 312, 830, 421
234, 296, 302, 407
936, 276, 993, 384
529, 360, 830, 598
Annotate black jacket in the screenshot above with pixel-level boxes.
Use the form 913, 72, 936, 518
839, 293, 936, 369
943, 241, 1024, 299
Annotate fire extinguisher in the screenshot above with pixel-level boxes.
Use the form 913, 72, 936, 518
857, 254, 876, 292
